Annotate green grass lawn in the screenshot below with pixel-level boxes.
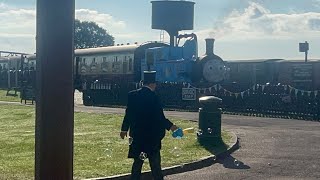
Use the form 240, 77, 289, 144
0, 104, 232, 180
0, 89, 20, 102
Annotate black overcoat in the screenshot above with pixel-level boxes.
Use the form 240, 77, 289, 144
121, 86, 173, 158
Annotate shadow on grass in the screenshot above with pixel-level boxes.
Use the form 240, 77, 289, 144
198, 136, 228, 155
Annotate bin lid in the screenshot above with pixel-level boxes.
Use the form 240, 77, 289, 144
199, 96, 222, 106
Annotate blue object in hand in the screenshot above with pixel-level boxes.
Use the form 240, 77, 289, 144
172, 128, 184, 139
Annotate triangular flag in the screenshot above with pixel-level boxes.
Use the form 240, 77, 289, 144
262, 85, 265, 92
308, 91, 311, 96
214, 85, 217, 91
235, 93, 239, 98
315, 91, 318, 97
289, 86, 293, 94
241, 92, 244, 98
252, 85, 256, 91
209, 87, 212, 93
284, 85, 287, 91
218, 84, 222, 90
188, 83, 191, 88
295, 89, 299, 96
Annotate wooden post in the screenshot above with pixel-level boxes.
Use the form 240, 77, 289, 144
35, 0, 75, 179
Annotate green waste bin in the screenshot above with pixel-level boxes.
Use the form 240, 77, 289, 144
197, 96, 222, 145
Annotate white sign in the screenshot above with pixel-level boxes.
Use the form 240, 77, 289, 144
182, 88, 196, 100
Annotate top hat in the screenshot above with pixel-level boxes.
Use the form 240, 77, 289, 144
143, 71, 156, 84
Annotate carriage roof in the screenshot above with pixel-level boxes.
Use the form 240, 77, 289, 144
74, 44, 139, 56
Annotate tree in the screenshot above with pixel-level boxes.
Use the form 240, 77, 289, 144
74, 19, 114, 49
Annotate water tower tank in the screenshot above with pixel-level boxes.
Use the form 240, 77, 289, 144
151, 1, 195, 45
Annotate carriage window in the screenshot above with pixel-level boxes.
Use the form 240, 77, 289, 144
123, 59, 128, 74
129, 58, 133, 71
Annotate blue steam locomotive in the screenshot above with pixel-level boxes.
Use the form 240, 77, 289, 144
73, 37, 227, 105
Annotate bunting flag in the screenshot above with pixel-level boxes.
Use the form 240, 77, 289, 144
235, 93, 239, 99
308, 91, 311, 96
315, 91, 318, 97
241, 92, 245, 98
252, 85, 256, 91
218, 84, 222, 90
224, 89, 228, 96
262, 85, 265, 92
295, 89, 299, 96
214, 85, 217, 91
289, 86, 293, 94
209, 87, 212, 93
284, 85, 288, 91
187, 83, 191, 88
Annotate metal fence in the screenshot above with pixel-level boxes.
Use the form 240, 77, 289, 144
156, 82, 320, 121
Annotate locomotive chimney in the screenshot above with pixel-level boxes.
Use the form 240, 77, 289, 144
205, 38, 215, 55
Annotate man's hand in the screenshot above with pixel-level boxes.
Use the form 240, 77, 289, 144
170, 124, 179, 132
120, 131, 128, 139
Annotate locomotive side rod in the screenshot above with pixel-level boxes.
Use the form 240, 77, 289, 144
35, 0, 75, 179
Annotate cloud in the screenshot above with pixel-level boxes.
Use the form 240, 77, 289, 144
75, 9, 126, 32
203, 2, 320, 41
0, 4, 36, 53
0, 3, 8, 9
0, 8, 35, 37
0, 5, 127, 53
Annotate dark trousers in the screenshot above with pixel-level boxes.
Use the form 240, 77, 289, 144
130, 151, 163, 180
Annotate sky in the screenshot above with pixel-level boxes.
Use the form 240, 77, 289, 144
0, 0, 320, 60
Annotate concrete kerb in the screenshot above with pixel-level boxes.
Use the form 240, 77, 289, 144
86, 131, 239, 180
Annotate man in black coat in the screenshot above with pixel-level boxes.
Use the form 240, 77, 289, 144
120, 71, 178, 180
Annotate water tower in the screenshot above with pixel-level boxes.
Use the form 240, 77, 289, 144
151, 1, 195, 47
